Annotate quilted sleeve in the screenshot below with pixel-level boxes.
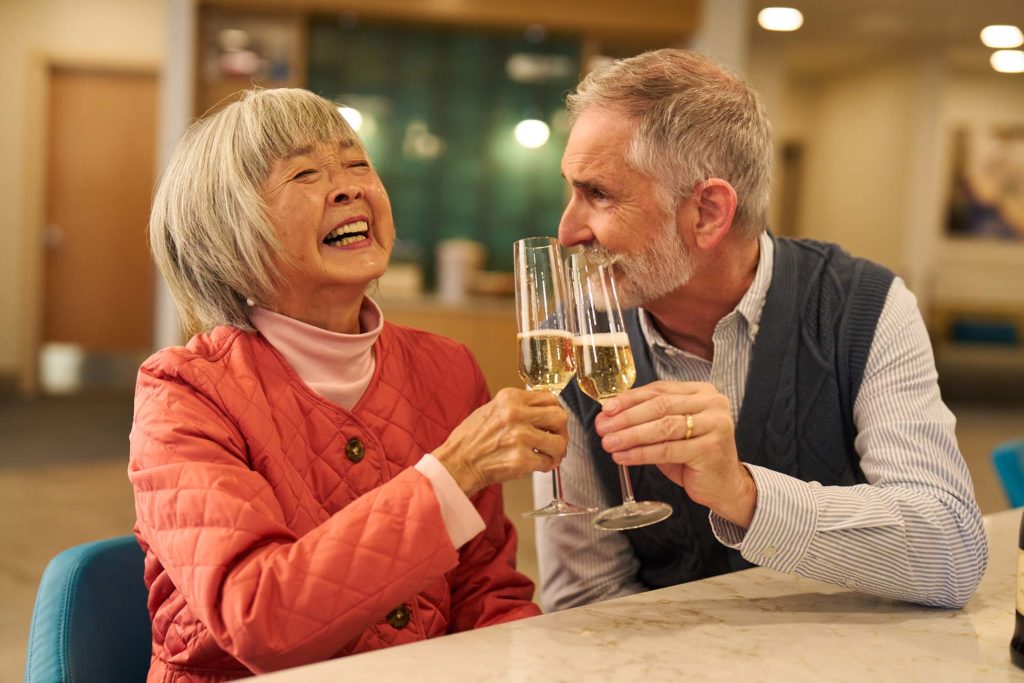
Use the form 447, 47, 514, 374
446, 485, 542, 630
445, 349, 542, 631
129, 365, 460, 674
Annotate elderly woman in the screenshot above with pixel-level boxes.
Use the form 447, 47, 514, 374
129, 88, 565, 681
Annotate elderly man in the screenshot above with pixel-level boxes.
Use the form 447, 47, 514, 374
535, 48, 987, 612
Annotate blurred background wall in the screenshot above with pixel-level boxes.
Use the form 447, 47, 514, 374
0, 0, 167, 394
1, 0, 1022, 399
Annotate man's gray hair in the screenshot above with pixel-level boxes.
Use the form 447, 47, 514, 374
149, 88, 360, 336
567, 49, 773, 238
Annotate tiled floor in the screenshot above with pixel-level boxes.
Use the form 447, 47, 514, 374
0, 393, 1021, 682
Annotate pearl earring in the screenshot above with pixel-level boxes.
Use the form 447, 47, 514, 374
245, 297, 256, 307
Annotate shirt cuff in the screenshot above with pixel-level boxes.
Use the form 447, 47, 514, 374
414, 454, 486, 549
709, 464, 818, 573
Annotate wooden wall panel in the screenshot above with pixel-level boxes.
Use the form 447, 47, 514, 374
201, 0, 699, 45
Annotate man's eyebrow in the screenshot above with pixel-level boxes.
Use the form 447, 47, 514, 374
571, 178, 604, 193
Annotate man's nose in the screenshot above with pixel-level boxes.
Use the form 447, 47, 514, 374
557, 198, 593, 247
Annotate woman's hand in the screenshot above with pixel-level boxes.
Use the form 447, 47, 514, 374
594, 381, 757, 528
433, 388, 568, 498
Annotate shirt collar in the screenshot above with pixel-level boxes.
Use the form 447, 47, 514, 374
733, 231, 774, 337
638, 231, 775, 351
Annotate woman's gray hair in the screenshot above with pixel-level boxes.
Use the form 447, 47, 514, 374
567, 49, 773, 238
149, 88, 360, 336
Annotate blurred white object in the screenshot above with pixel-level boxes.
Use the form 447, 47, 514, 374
436, 239, 486, 304
757, 7, 803, 32
218, 28, 250, 52
218, 49, 262, 77
337, 106, 363, 131
39, 342, 84, 395
377, 262, 423, 298
515, 119, 550, 148
991, 50, 1024, 73
980, 25, 1023, 49
506, 53, 574, 83
470, 270, 515, 296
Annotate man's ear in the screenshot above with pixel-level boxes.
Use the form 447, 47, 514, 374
686, 179, 737, 251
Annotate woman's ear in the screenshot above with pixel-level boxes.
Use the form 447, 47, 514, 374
688, 179, 737, 251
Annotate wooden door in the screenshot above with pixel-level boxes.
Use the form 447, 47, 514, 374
42, 67, 157, 351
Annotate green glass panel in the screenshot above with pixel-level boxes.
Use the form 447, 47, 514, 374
308, 16, 580, 283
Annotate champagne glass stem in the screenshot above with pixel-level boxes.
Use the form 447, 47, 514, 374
552, 466, 566, 501
617, 465, 636, 505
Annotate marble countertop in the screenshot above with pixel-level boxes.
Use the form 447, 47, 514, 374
258, 510, 1024, 682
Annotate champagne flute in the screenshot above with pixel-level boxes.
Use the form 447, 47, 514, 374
568, 251, 673, 531
514, 237, 597, 517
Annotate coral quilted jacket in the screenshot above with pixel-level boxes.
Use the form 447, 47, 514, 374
129, 323, 540, 681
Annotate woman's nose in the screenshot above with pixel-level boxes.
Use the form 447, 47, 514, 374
329, 177, 363, 204
331, 188, 362, 204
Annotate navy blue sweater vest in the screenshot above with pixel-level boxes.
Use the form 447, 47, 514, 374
561, 237, 895, 589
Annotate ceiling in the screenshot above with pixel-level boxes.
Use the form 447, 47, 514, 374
748, 0, 1024, 78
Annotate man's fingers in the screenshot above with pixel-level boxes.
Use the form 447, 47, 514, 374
610, 441, 682, 466
596, 393, 711, 436
603, 383, 715, 417
600, 414, 696, 452
601, 381, 709, 415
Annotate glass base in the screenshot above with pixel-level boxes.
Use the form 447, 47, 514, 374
593, 500, 673, 531
523, 499, 598, 518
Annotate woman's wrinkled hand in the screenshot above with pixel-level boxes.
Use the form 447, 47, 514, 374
433, 388, 568, 498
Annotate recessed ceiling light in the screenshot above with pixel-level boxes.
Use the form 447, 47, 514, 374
980, 25, 1024, 49
757, 7, 804, 32
990, 50, 1024, 73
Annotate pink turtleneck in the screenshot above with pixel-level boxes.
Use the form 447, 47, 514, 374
249, 298, 484, 548
250, 299, 382, 410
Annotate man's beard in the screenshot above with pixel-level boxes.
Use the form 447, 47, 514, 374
585, 214, 695, 309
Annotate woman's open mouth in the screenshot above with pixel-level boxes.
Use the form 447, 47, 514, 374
323, 220, 370, 248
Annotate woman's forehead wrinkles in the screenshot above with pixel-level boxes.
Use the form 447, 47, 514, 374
282, 139, 362, 161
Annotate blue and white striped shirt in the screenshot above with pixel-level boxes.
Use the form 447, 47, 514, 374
535, 234, 988, 610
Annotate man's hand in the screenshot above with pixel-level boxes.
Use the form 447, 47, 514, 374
594, 381, 757, 528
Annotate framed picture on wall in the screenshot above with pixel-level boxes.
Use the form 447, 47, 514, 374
946, 124, 1024, 240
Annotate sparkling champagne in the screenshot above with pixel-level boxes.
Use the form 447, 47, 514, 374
573, 332, 636, 404
517, 330, 576, 393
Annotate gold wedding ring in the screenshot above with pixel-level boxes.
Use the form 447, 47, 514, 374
684, 414, 695, 440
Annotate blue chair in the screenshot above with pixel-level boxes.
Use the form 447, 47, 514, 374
25, 535, 151, 683
992, 439, 1024, 508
